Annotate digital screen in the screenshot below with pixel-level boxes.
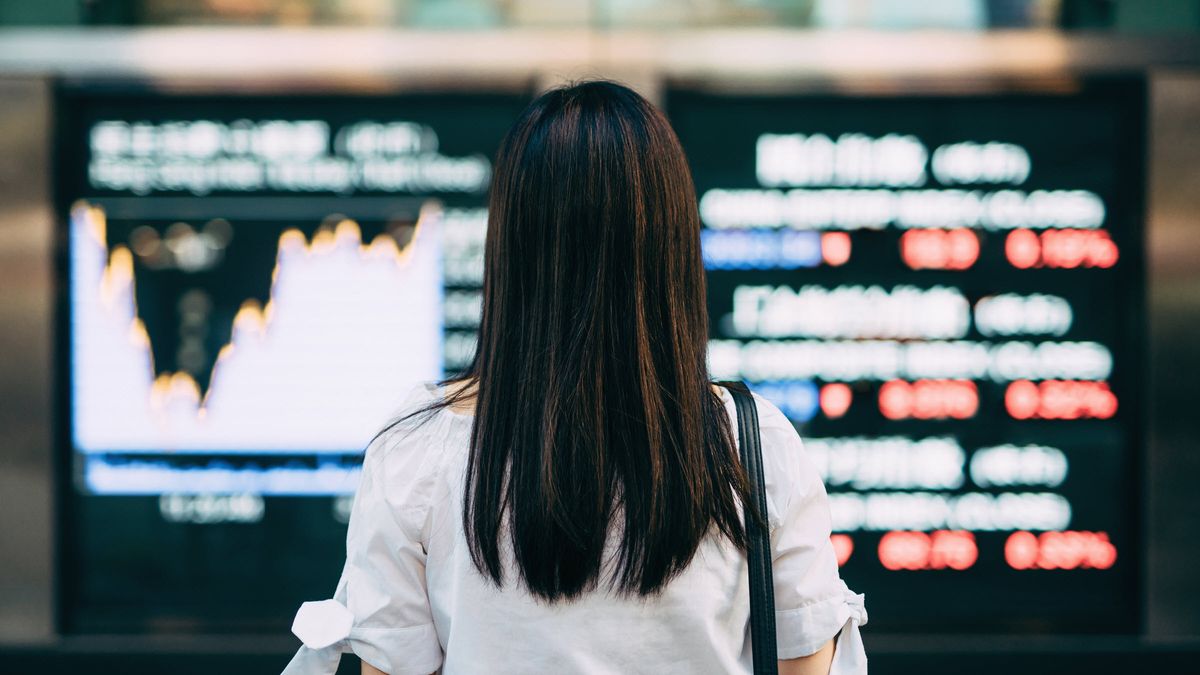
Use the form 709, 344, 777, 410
63, 93, 513, 496
56, 87, 530, 631
57, 82, 1144, 634
667, 82, 1144, 633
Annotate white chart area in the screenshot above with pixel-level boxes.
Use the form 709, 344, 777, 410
70, 202, 443, 456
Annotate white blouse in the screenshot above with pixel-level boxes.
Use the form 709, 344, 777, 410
282, 382, 867, 674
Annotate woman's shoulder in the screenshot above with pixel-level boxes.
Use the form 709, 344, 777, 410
358, 381, 462, 531
367, 382, 437, 451
712, 383, 795, 430
716, 384, 826, 529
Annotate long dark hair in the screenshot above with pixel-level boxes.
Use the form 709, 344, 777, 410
388, 79, 755, 601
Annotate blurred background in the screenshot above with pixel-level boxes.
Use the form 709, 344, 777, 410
1, 1, 1199, 673
1, 0, 1198, 28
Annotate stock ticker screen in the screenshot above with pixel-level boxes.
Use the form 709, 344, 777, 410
56, 86, 531, 630
668, 81, 1144, 632
57, 81, 1143, 633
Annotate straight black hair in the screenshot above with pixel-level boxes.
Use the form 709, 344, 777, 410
384, 78, 756, 601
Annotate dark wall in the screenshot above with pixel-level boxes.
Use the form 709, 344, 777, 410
1146, 72, 1200, 639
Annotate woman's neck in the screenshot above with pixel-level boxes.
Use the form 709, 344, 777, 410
445, 378, 479, 416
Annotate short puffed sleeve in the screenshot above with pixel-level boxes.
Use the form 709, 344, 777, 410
281, 385, 445, 675
752, 393, 868, 673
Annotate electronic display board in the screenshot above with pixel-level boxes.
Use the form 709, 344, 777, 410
55, 85, 531, 631
57, 80, 1144, 635
666, 80, 1144, 633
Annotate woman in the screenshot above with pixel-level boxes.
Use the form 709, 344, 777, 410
283, 79, 866, 675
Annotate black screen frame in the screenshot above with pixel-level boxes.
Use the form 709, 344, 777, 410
51, 74, 1147, 636
50, 77, 536, 634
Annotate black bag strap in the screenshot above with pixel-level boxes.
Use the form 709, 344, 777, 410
718, 380, 778, 675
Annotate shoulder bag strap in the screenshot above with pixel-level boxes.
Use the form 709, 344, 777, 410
718, 380, 778, 675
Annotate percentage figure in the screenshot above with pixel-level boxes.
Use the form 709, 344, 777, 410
901, 228, 979, 270
820, 383, 853, 418
821, 231, 852, 266
1005, 380, 1118, 420
1006, 228, 1119, 269
878, 530, 978, 571
879, 379, 978, 420
832, 534, 854, 566
1004, 530, 1117, 570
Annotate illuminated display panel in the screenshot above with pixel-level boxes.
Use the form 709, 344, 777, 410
666, 81, 1144, 633
57, 81, 1144, 635
55, 86, 529, 631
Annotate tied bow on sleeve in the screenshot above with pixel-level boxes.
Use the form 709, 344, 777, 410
282, 599, 353, 674
829, 584, 868, 674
